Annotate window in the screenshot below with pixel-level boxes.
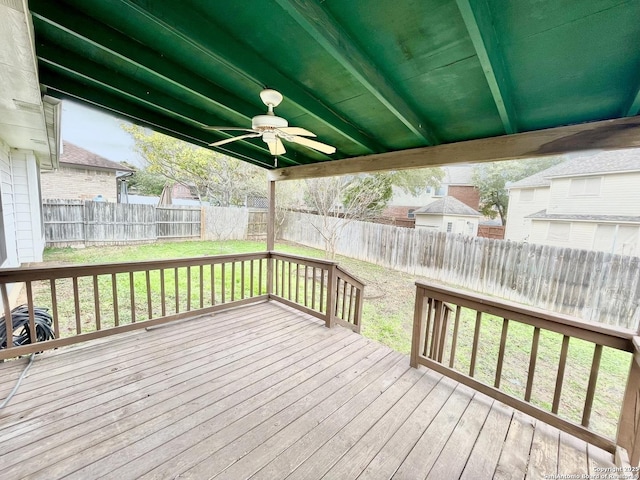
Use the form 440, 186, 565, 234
520, 189, 534, 202
446, 222, 453, 233
569, 176, 601, 196
434, 185, 448, 197
547, 222, 570, 242
407, 209, 415, 219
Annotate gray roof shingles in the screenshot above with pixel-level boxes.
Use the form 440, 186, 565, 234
414, 196, 481, 217
60, 141, 134, 172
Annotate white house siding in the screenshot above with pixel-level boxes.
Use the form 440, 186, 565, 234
547, 172, 640, 216
505, 187, 550, 241
416, 214, 479, 235
11, 150, 44, 263
0, 140, 18, 269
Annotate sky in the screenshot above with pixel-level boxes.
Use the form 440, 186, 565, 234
61, 100, 144, 167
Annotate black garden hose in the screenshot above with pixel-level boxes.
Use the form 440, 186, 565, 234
0, 305, 55, 349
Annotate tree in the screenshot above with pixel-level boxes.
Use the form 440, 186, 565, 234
472, 157, 563, 226
303, 174, 393, 258
124, 166, 167, 196
121, 124, 266, 205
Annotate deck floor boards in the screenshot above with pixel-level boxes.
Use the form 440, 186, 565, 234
0, 301, 616, 479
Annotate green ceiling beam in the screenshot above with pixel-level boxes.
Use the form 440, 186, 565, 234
275, 0, 439, 146
625, 83, 640, 117
29, 1, 257, 126
38, 67, 294, 169
79, 0, 384, 154
35, 41, 303, 165
456, 0, 517, 134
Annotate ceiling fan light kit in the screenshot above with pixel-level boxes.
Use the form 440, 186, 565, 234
207, 89, 336, 156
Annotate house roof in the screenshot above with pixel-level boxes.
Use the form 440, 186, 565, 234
414, 196, 481, 217
60, 142, 134, 172
527, 210, 640, 224
26, 1, 640, 177
509, 149, 640, 189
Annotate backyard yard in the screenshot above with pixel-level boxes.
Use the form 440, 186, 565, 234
29, 240, 630, 440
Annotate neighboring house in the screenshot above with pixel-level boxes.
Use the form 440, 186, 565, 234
414, 196, 481, 236
40, 141, 133, 202
382, 165, 479, 225
0, 2, 61, 306
505, 150, 640, 256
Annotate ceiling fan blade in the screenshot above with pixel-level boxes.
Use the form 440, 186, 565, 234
277, 127, 316, 137
268, 138, 286, 156
289, 135, 336, 154
209, 133, 261, 147
203, 126, 258, 133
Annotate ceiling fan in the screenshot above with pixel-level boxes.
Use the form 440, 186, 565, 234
205, 89, 336, 157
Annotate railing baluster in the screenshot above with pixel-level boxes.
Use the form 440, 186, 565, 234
311, 267, 317, 310
221, 263, 226, 303
525, 327, 541, 402
430, 300, 444, 360
319, 268, 325, 313
211, 263, 216, 305
422, 298, 433, 357
187, 266, 192, 311
437, 304, 451, 363
494, 318, 509, 388
469, 311, 482, 377
174, 268, 180, 313
93, 275, 101, 330
0, 284, 11, 350
26, 281, 36, 344
411, 286, 427, 368
258, 258, 263, 294
250, 260, 254, 298
348, 285, 355, 323
159, 269, 166, 317
199, 265, 204, 308
295, 262, 300, 303
72, 277, 81, 334
304, 265, 309, 307
552, 335, 571, 414
50, 279, 60, 338
231, 262, 236, 302
240, 261, 245, 300
280, 260, 285, 298
112, 273, 120, 326
146, 270, 152, 319
449, 306, 462, 369
582, 344, 603, 427
130, 271, 136, 323
287, 261, 292, 300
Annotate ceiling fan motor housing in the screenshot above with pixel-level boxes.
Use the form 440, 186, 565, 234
252, 114, 288, 130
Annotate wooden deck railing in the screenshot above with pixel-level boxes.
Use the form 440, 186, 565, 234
0, 251, 364, 360
268, 252, 363, 332
410, 281, 637, 460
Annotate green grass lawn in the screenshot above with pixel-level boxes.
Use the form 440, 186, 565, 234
38, 239, 629, 439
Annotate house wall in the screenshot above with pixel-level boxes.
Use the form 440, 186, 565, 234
448, 185, 480, 210
505, 186, 551, 241
0, 139, 18, 269
416, 214, 478, 235
529, 219, 640, 256
40, 166, 118, 201
547, 172, 640, 216
11, 150, 45, 262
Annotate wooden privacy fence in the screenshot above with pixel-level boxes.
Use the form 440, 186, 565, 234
0, 251, 364, 360
410, 281, 637, 461
43, 200, 268, 246
281, 211, 640, 329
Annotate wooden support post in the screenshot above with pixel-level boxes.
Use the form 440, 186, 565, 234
266, 180, 275, 295
617, 337, 640, 466
411, 285, 427, 368
325, 264, 337, 328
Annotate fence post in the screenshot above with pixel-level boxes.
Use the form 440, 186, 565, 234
325, 264, 337, 328
617, 336, 640, 466
411, 285, 427, 368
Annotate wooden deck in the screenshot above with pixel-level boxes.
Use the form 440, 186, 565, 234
0, 301, 616, 479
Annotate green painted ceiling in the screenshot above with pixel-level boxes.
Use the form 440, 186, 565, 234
29, 0, 640, 169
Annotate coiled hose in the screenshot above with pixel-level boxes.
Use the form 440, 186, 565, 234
0, 304, 55, 349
